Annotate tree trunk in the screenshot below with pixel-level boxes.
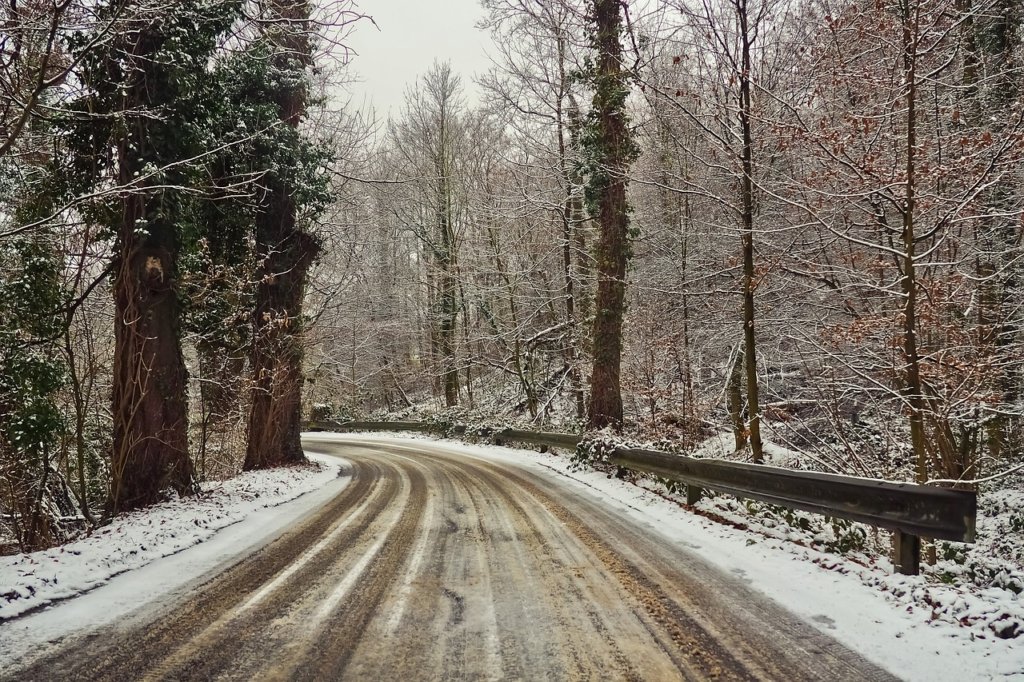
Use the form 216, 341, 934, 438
727, 346, 748, 452
737, 0, 764, 463
438, 146, 460, 407
556, 33, 587, 422
587, 0, 633, 431
244, 226, 318, 469
110, 200, 195, 510
244, 0, 317, 470
108, 27, 194, 513
899, 2, 929, 485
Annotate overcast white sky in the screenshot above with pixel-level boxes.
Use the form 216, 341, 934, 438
341, 0, 496, 117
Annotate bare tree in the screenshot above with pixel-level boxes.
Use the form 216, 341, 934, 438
387, 62, 469, 408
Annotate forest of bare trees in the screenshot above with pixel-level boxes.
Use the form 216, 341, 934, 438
2, 0, 1023, 557
310, 0, 1024, 491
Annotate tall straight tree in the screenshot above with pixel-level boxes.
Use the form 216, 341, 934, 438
244, 0, 322, 469
586, 0, 636, 430
429, 66, 462, 408
735, 0, 764, 462
388, 63, 466, 408
95, 1, 240, 511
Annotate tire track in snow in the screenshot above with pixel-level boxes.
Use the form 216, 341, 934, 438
9, 437, 896, 682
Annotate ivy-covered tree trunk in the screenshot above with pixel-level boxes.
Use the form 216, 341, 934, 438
244, 212, 318, 469
108, 24, 195, 513
244, 0, 319, 470
94, 1, 242, 511
586, 0, 635, 431
110, 201, 194, 510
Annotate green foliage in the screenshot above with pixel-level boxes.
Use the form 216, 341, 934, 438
207, 40, 333, 227
572, 2, 640, 223
0, 166, 69, 510
571, 434, 618, 470
310, 401, 359, 423
826, 519, 868, 554
1010, 511, 1024, 534
421, 410, 457, 437
58, 1, 246, 244
935, 540, 1024, 594
181, 38, 332, 349
409, 410, 517, 444
729, 497, 869, 555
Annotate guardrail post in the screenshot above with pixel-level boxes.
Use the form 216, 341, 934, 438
893, 530, 921, 575
686, 485, 703, 505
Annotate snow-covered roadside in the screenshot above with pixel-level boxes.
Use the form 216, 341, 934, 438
326, 432, 1024, 681
0, 454, 346, 622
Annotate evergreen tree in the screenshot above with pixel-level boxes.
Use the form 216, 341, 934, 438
0, 182, 68, 549
57, 0, 243, 512
244, 0, 331, 470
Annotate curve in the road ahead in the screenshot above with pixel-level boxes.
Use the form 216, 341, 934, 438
9, 437, 896, 682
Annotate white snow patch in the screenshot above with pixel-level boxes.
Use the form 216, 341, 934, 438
0, 456, 343, 621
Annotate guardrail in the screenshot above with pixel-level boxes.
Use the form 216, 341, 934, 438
306, 421, 580, 452
304, 420, 976, 575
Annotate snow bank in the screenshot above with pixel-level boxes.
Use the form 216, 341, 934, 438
0, 458, 342, 621
572, 427, 1024, 645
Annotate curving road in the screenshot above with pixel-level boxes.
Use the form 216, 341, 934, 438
10, 436, 895, 681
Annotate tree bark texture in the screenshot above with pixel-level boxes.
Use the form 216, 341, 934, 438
244, 0, 318, 470
727, 347, 747, 452
244, 222, 318, 470
737, 0, 763, 463
587, 0, 632, 431
108, 24, 194, 513
437, 170, 460, 408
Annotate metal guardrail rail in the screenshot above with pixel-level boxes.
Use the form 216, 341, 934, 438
609, 448, 976, 575
307, 421, 580, 452
311, 420, 435, 433
304, 420, 976, 575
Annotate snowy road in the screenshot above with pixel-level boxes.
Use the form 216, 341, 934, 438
9, 436, 894, 681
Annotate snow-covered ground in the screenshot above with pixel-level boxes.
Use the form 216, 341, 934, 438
0, 455, 346, 622
320, 432, 1024, 682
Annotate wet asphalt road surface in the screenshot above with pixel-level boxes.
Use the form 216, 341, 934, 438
7, 436, 896, 681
